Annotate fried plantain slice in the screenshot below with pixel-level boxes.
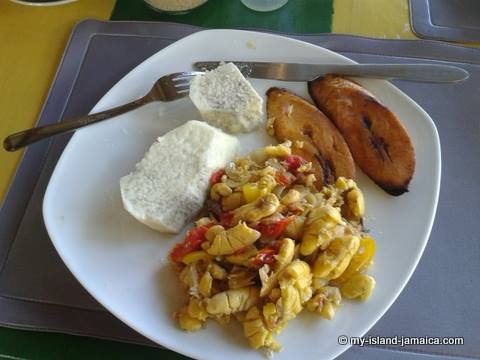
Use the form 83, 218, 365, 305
308, 75, 415, 196
266, 87, 355, 189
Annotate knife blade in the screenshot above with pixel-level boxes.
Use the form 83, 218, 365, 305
193, 61, 469, 83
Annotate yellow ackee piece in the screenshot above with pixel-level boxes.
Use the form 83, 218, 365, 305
268, 288, 281, 302
243, 307, 281, 352
274, 238, 295, 272
256, 165, 277, 179
262, 302, 287, 334
176, 306, 204, 331
264, 143, 292, 157
279, 285, 302, 321
335, 177, 356, 191
179, 264, 199, 289
259, 265, 278, 298
242, 183, 262, 203
262, 301, 276, 318
236, 157, 251, 168
225, 246, 258, 266
205, 222, 260, 256
210, 182, 233, 201
259, 238, 296, 298
297, 162, 312, 173
281, 260, 313, 302
259, 175, 277, 192
249, 147, 269, 164
243, 175, 277, 203
205, 225, 225, 242
347, 188, 365, 218
187, 297, 208, 322
262, 302, 278, 330
213, 314, 231, 325
340, 273, 376, 301
228, 267, 255, 289
300, 205, 344, 255
199, 272, 213, 297
313, 236, 360, 280
284, 215, 306, 240
303, 173, 317, 188
207, 263, 227, 280
206, 287, 259, 315
281, 260, 310, 284
181, 251, 211, 265
222, 191, 246, 211
233, 194, 280, 223
272, 260, 313, 323
281, 189, 301, 205
306, 286, 342, 320
332, 236, 376, 285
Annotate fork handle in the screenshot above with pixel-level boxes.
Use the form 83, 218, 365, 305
4, 97, 149, 152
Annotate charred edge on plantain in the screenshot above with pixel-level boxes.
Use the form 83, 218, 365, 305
377, 181, 409, 196
314, 152, 335, 185
361, 116, 392, 162
369, 136, 392, 162
362, 93, 382, 107
265, 87, 282, 97
361, 116, 372, 130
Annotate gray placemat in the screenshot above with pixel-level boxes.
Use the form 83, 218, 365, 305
1, 20, 479, 359
409, 0, 480, 42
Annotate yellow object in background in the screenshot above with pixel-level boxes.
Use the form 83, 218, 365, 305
333, 0, 417, 39
0, 0, 114, 201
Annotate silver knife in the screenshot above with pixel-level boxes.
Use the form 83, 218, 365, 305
193, 61, 469, 83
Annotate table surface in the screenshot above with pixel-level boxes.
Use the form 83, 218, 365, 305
0, 0, 446, 359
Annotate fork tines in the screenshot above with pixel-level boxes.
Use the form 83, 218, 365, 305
168, 71, 203, 94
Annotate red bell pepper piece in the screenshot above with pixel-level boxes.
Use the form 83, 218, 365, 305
220, 211, 234, 228
252, 248, 277, 267
252, 241, 283, 267
170, 225, 211, 262
256, 216, 295, 239
210, 169, 225, 186
276, 172, 291, 186
282, 155, 307, 174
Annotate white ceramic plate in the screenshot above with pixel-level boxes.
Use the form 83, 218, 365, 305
43, 29, 440, 360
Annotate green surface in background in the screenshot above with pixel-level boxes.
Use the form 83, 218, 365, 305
0, 327, 191, 360
111, 0, 333, 33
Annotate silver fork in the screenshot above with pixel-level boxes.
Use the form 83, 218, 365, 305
3, 71, 202, 152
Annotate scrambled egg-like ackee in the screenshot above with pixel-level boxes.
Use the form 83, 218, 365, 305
170, 142, 376, 355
